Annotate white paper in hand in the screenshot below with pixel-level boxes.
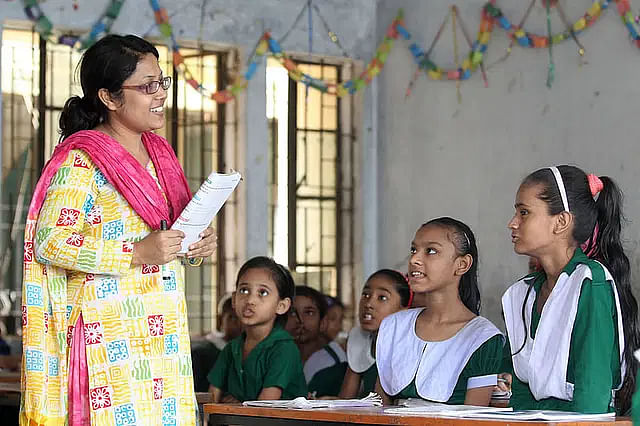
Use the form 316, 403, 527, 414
171, 171, 241, 253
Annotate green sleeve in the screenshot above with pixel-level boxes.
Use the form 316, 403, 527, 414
569, 277, 619, 413
207, 343, 232, 391
632, 369, 640, 423
465, 334, 504, 385
262, 340, 304, 391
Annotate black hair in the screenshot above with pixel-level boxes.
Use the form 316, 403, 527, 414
325, 295, 344, 310
294, 286, 329, 319
421, 217, 481, 315
59, 34, 159, 141
366, 269, 412, 307
235, 256, 296, 326
520, 165, 639, 414
220, 297, 233, 315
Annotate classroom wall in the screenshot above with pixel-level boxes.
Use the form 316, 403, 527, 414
375, 0, 640, 328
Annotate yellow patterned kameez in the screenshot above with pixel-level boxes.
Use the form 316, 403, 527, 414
21, 150, 196, 425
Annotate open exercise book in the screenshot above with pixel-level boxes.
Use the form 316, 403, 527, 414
386, 400, 615, 421
171, 170, 242, 253
242, 393, 383, 409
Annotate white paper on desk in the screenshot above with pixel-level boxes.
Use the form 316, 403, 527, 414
243, 393, 383, 409
386, 401, 512, 416
171, 171, 241, 253
430, 410, 615, 421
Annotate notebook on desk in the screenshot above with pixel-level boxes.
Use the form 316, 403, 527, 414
242, 393, 383, 409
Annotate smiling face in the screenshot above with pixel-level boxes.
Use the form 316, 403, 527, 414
359, 275, 404, 332
408, 224, 465, 294
508, 183, 559, 257
233, 268, 290, 328
102, 53, 168, 133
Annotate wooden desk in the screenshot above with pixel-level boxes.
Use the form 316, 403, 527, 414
203, 404, 632, 426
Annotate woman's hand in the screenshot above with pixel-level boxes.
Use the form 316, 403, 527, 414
496, 373, 512, 392
187, 226, 217, 259
132, 229, 185, 266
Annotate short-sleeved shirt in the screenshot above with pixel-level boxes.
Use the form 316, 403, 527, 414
207, 326, 307, 401
395, 334, 504, 404
191, 340, 220, 392
502, 249, 621, 413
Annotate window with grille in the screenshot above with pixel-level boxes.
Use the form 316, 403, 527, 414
266, 57, 356, 304
0, 27, 239, 336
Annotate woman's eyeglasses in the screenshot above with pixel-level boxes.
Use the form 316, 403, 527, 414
121, 76, 172, 95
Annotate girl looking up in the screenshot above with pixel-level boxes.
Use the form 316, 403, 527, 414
502, 166, 639, 414
339, 269, 411, 398
208, 257, 307, 402
375, 218, 503, 406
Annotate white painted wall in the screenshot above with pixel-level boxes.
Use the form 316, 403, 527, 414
375, 0, 640, 327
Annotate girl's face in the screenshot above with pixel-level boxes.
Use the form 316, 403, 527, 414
220, 309, 242, 341
408, 224, 463, 294
323, 305, 344, 341
288, 295, 322, 344
233, 268, 290, 328
508, 183, 559, 257
359, 275, 404, 332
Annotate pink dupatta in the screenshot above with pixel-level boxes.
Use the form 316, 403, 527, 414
28, 130, 191, 228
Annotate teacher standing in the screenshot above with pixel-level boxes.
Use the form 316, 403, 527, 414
20, 34, 215, 425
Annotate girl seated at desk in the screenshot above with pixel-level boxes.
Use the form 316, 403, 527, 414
500, 166, 639, 414
208, 257, 307, 402
375, 217, 504, 406
339, 269, 411, 398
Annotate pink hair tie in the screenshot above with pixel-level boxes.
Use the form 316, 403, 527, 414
581, 223, 599, 258
587, 174, 604, 197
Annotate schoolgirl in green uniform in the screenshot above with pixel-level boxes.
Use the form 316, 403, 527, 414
339, 269, 412, 398
289, 286, 348, 397
375, 218, 504, 406
501, 166, 640, 414
208, 256, 307, 402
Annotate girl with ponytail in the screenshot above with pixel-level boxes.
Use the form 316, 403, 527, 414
502, 165, 639, 414
375, 218, 504, 406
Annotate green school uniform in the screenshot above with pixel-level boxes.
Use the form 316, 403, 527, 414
502, 249, 621, 414
307, 344, 348, 397
632, 365, 640, 422
191, 340, 221, 392
360, 364, 378, 397
394, 335, 504, 404
207, 325, 308, 401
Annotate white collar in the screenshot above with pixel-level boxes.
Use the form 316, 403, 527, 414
503, 261, 624, 401
347, 326, 375, 373
376, 308, 502, 402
